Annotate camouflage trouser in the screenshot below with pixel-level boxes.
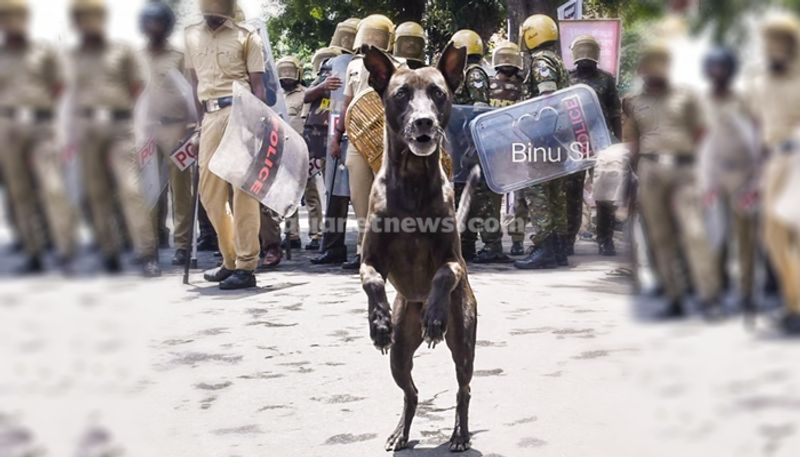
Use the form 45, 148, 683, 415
564, 171, 586, 245
513, 177, 567, 246
455, 179, 503, 251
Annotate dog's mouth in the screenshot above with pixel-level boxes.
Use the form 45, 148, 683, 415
407, 131, 440, 157
414, 134, 433, 144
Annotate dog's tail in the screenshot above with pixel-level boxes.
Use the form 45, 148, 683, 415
456, 165, 481, 234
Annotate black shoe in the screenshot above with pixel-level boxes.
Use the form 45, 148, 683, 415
656, 300, 685, 319
16, 256, 44, 274
514, 236, 558, 270
281, 237, 302, 250
196, 237, 218, 252
342, 254, 361, 271
172, 249, 188, 266
219, 269, 256, 290
311, 248, 347, 265
142, 259, 162, 278
158, 229, 171, 249
510, 241, 525, 256
564, 240, 575, 257
203, 266, 234, 282
103, 256, 122, 274
598, 239, 616, 256
461, 241, 476, 262
473, 248, 512, 264
305, 239, 321, 251
554, 235, 569, 267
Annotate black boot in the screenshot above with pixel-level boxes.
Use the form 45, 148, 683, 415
598, 239, 616, 256
305, 239, 321, 251
510, 241, 524, 256
461, 240, 476, 262
657, 299, 685, 319
103, 256, 122, 274
203, 266, 234, 282
554, 235, 569, 266
142, 258, 162, 278
281, 237, 301, 250
514, 236, 558, 270
17, 255, 44, 274
474, 246, 512, 264
219, 270, 257, 290
311, 246, 347, 265
172, 249, 188, 266
342, 254, 361, 271
778, 312, 800, 335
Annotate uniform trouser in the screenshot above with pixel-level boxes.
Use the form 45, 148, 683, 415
596, 201, 616, 244
564, 171, 586, 245
260, 207, 282, 248
285, 172, 324, 241
513, 177, 568, 246
509, 191, 528, 243
0, 119, 47, 256
346, 145, 374, 255
321, 195, 350, 253
152, 123, 194, 250
638, 160, 719, 302
80, 118, 156, 260
198, 107, 260, 271
456, 179, 503, 251
762, 153, 800, 314
714, 189, 756, 299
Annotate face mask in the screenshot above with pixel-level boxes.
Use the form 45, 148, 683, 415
205, 16, 226, 29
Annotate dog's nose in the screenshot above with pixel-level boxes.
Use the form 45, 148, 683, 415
413, 116, 434, 130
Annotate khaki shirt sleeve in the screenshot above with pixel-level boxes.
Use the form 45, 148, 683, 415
245, 31, 265, 74
123, 46, 145, 90
621, 96, 638, 144
184, 30, 195, 71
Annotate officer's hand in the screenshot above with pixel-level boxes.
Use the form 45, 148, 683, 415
330, 139, 341, 159
324, 76, 343, 91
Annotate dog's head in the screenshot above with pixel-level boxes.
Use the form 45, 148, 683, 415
363, 43, 466, 157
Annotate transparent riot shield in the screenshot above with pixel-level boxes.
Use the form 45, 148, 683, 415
325, 53, 354, 197
445, 104, 495, 183
471, 84, 612, 193
208, 82, 309, 218
55, 90, 82, 207
164, 70, 200, 171
133, 86, 169, 209
248, 19, 289, 121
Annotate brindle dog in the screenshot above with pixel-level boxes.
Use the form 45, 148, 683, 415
359, 43, 479, 452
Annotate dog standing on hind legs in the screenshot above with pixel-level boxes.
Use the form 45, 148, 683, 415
358, 43, 479, 452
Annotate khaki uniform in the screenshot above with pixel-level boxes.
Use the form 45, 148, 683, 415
284, 85, 323, 243
343, 56, 375, 254
623, 86, 719, 302
0, 42, 75, 259
144, 46, 193, 251
70, 42, 156, 260
748, 67, 800, 313
185, 19, 265, 271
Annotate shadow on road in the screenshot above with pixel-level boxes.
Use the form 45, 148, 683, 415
396, 441, 484, 456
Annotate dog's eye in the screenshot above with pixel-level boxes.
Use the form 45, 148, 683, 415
431, 86, 446, 101
394, 87, 409, 100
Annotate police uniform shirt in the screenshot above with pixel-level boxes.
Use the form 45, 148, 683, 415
284, 84, 306, 134
144, 46, 189, 121
0, 42, 62, 110
343, 55, 371, 108
622, 86, 703, 157
747, 67, 800, 149
70, 42, 143, 110
184, 18, 266, 103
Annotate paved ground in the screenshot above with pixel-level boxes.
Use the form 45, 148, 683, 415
2, 216, 800, 456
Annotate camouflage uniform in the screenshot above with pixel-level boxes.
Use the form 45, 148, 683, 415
568, 66, 622, 249
454, 62, 497, 256
517, 48, 570, 248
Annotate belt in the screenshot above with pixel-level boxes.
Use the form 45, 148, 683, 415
640, 153, 694, 166
0, 107, 53, 122
159, 116, 189, 125
203, 96, 233, 113
79, 108, 132, 122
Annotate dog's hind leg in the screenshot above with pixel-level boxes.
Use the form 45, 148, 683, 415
445, 292, 477, 452
385, 298, 423, 452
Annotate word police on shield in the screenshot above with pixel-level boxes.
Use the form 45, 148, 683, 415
470, 84, 612, 194
170, 131, 198, 172
209, 82, 309, 218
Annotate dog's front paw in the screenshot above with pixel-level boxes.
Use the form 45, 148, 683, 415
422, 306, 447, 347
369, 308, 393, 353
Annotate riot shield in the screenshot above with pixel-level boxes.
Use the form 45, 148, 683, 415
325, 53, 354, 197
133, 86, 169, 209
248, 19, 289, 121
445, 104, 495, 183
208, 82, 309, 218
471, 84, 612, 194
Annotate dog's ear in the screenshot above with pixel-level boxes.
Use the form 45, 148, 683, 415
364, 46, 396, 96
437, 42, 467, 94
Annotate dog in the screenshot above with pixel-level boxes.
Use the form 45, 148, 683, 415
359, 43, 479, 452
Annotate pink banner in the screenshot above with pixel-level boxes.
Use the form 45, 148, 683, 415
559, 19, 622, 79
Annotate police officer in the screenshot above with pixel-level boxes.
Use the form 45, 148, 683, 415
330, 14, 395, 270
394, 22, 427, 69
448, 29, 498, 262
568, 34, 622, 256
623, 42, 719, 317
185, 0, 267, 290
700, 46, 758, 315
748, 14, 800, 333
514, 14, 571, 270
69, 0, 160, 276
310, 20, 358, 265
0, 0, 75, 272
139, 1, 195, 267
279, 56, 322, 252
